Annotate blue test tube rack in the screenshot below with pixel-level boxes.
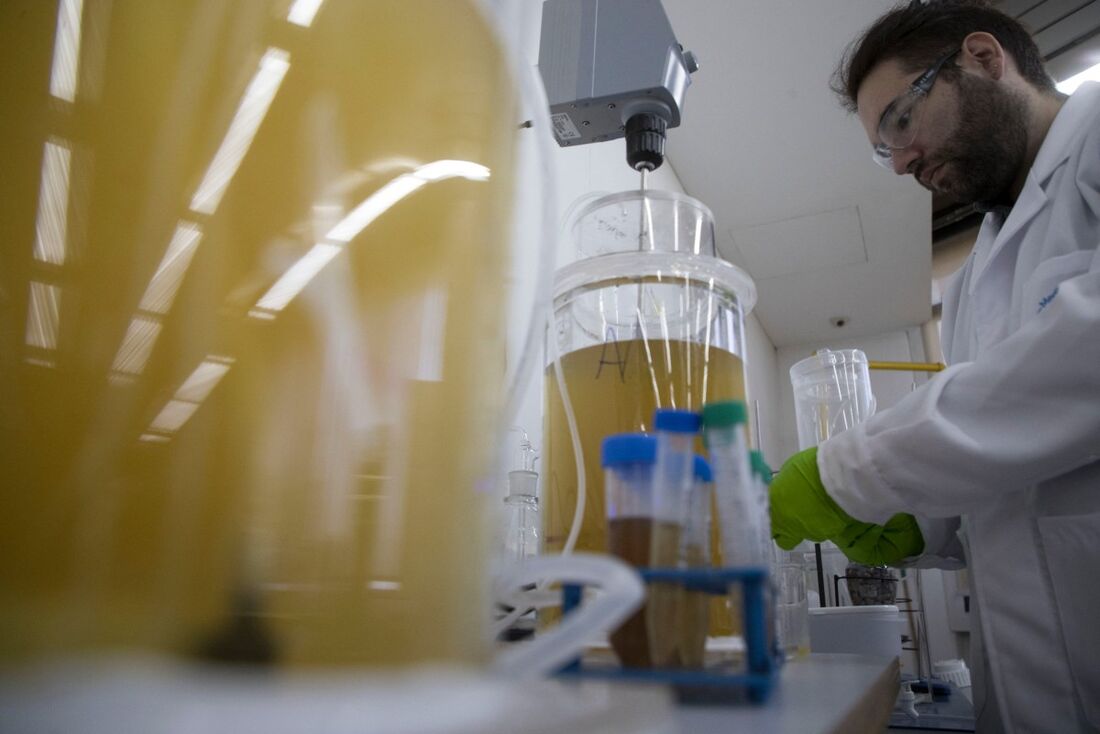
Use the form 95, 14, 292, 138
556, 566, 782, 704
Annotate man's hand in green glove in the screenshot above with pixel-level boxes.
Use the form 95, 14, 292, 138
769, 447, 853, 549
833, 512, 925, 567
769, 446, 925, 565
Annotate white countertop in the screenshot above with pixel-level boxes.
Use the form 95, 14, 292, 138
0, 653, 898, 734
675, 653, 900, 734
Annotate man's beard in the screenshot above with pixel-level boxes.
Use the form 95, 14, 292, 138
919, 74, 1029, 205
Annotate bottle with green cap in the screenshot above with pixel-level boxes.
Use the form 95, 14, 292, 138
750, 450, 772, 564
701, 400, 760, 647
701, 401, 760, 566
750, 450, 778, 657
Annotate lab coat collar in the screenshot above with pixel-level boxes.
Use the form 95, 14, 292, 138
969, 82, 1100, 288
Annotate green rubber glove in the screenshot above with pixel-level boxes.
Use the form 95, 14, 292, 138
769, 447, 925, 565
834, 512, 925, 567
769, 447, 853, 549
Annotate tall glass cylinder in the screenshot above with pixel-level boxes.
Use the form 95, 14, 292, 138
543, 191, 755, 634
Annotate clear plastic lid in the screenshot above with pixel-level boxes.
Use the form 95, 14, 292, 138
569, 190, 718, 259
553, 190, 756, 312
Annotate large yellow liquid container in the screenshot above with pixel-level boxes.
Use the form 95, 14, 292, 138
543, 191, 756, 635
0, 0, 515, 668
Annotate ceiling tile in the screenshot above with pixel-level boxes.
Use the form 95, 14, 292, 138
730, 206, 867, 280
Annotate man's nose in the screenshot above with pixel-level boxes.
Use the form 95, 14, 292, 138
892, 145, 920, 176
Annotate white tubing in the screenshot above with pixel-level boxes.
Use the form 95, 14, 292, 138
548, 308, 587, 556
492, 553, 645, 679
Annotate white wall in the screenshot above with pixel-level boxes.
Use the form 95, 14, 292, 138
745, 311, 781, 467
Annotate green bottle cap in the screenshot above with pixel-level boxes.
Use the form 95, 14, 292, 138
750, 450, 765, 478
701, 400, 748, 428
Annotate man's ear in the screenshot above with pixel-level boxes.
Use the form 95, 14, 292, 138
958, 32, 1007, 80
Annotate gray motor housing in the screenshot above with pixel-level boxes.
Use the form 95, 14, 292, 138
537, 0, 697, 152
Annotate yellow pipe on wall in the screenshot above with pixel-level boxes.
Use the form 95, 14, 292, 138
868, 360, 945, 373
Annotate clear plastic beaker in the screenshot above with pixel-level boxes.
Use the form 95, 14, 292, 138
774, 543, 811, 659
543, 190, 756, 639
789, 349, 877, 450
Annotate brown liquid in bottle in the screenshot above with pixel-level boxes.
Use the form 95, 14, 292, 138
606, 517, 654, 668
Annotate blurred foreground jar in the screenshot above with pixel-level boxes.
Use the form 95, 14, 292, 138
0, 0, 516, 668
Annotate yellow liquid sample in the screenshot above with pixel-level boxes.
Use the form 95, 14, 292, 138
0, 0, 515, 668
677, 545, 710, 668
543, 339, 746, 635
647, 522, 682, 669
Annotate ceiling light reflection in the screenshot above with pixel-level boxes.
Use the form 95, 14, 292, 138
249, 159, 489, 319
175, 356, 235, 403
25, 282, 62, 352
33, 139, 73, 265
138, 221, 204, 314
189, 48, 291, 215
253, 243, 341, 313
287, 0, 325, 27
325, 160, 490, 243
324, 175, 424, 243
149, 399, 201, 434
110, 315, 162, 377
413, 159, 491, 182
49, 0, 84, 103
143, 354, 235, 439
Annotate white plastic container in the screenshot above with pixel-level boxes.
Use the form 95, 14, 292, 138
808, 604, 903, 659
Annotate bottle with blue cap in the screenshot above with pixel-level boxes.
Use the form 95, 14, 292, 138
601, 432, 658, 668
648, 408, 701, 668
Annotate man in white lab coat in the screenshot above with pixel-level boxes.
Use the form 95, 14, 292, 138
768, 1, 1100, 732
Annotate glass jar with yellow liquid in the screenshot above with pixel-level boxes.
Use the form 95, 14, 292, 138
543, 190, 756, 636
0, 0, 516, 669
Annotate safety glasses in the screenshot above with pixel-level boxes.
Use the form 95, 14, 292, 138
872, 48, 959, 170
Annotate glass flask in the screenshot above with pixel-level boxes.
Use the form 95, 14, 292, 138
0, 0, 516, 668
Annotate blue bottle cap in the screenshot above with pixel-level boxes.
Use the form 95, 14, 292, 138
693, 455, 712, 483
601, 433, 657, 467
653, 408, 701, 434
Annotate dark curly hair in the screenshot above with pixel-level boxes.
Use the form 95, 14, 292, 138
832, 0, 1056, 112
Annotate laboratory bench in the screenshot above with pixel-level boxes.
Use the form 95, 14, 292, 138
673, 653, 900, 733
0, 652, 902, 733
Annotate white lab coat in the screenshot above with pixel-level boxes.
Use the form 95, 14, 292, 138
818, 81, 1100, 733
